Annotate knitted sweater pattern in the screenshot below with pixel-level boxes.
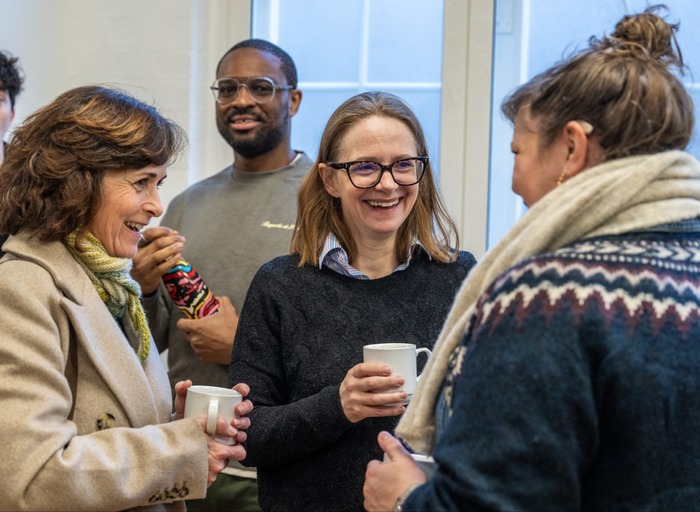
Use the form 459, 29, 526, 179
471, 235, 700, 345
229, 251, 475, 512
414, 229, 700, 511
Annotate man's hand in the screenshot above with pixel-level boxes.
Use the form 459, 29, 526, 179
177, 296, 239, 364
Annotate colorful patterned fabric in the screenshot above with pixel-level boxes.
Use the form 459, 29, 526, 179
162, 259, 220, 319
474, 237, 700, 346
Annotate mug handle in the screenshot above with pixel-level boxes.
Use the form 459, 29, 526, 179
416, 347, 432, 382
206, 399, 219, 437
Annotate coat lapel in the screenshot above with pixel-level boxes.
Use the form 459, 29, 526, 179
6, 233, 170, 427
62, 297, 164, 427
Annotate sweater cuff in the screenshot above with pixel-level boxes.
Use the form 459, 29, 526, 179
313, 384, 353, 439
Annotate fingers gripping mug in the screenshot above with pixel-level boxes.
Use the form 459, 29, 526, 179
363, 343, 432, 402
184, 385, 242, 445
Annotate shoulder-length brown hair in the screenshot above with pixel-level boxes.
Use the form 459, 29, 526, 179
291, 91, 460, 266
0, 85, 186, 241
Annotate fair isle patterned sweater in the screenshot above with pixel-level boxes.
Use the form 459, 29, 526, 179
407, 224, 700, 511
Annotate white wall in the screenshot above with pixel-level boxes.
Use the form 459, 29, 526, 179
0, 0, 251, 209
1, 0, 494, 256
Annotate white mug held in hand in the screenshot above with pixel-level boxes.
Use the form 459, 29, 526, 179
363, 343, 432, 403
184, 385, 242, 445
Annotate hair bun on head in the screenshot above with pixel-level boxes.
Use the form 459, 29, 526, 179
501, 4, 693, 162
600, 5, 683, 68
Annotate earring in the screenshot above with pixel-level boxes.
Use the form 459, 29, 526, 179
556, 171, 567, 187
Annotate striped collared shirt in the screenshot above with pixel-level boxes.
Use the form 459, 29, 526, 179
318, 232, 428, 280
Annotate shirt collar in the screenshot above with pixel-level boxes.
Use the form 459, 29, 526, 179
318, 232, 429, 279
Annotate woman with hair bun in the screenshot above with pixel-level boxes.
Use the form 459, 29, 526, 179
365, 6, 700, 511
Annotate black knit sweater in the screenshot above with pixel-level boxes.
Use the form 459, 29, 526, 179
228, 250, 475, 512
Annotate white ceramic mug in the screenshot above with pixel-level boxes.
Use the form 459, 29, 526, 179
184, 385, 242, 445
363, 343, 432, 400
384, 451, 437, 478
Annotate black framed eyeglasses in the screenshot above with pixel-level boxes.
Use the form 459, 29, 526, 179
210, 76, 294, 104
328, 157, 428, 189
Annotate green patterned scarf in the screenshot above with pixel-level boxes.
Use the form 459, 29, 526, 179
63, 230, 151, 362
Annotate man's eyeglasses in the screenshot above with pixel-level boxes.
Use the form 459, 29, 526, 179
328, 157, 428, 189
210, 77, 294, 104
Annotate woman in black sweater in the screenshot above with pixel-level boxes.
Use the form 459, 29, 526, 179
228, 91, 476, 512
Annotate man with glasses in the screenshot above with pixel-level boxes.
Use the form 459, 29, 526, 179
132, 39, 312, 512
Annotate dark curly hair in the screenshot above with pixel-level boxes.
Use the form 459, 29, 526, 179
0, 50, 24, 108
0, 85, 187, 241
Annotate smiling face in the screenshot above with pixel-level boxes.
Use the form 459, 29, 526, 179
320, 115, 420, 246
87, 164, 167, 258
510, 107, 568, 207
215, 47, 300, 159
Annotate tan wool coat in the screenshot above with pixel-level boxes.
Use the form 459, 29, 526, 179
0, 233, 209, 511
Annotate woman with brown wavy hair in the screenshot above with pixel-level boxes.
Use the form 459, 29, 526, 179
366, 6, 700, 511
229, 91, 476, 512
0, 85, 251, 511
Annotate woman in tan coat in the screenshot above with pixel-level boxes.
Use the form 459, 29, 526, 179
0, 85, 251, 511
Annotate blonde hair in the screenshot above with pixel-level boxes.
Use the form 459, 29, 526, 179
502, 5, 694, 160
291, 91, 460, 266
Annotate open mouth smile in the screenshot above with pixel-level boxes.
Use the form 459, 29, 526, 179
366, 198, 400, 208
125, 221, 144, 233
